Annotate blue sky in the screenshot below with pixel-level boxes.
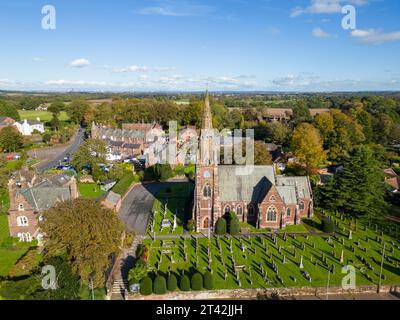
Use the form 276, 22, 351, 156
0, 0, 399, 92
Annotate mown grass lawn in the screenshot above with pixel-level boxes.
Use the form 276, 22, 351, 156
0, 249, 27, 278
143, 213, 400, 290
78, 183, 106, 199
18, 110, 70, 122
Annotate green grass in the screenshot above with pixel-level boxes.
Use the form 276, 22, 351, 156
143, 213, 400, 290
112, 173, 137, 196
0, 214, 10, 242
0, 249, 27, 278
78, 183, 106, 199
18, 110, 70, 122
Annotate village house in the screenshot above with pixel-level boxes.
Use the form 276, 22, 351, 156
14, 118, 45, 136
0, 116, 16, 131
7, 171, 78, 243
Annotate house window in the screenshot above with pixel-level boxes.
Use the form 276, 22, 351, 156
17, 216, 29, 227
248, 205, 255, 216
299, 202, 305, 210
267, 206, 277, 222
236, 206, 243, 216
286, 208, 291, 216
203, 184, 212, 198
203, 217, 209, 228
18, 232, 32, 242
18, 203, 24, 211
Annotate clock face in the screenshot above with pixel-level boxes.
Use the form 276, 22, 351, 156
203, 171, 211, 179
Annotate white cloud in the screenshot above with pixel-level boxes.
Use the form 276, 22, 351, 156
291, 0, 368, 17
136, 2, 214, 17
69, 58, 90, 68
0, 79, 15, 86
32, 57, 45, 62
111, 65, 175, 73
351, 29, 400, 45
312, 27, 331, 38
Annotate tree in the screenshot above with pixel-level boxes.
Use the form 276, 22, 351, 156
191, 273, 203, 291
321, 217, 335, 233
291, 123, 326, 173
41, 198, 123, 288
291, 102, 312, 126
215, 217, 227, 235
71, 139, 107, 172
319, 145, 388, 221
0, 100, 20, 120
186, 219, 195, 232
0, 126, 24, 152
67, 100, 90, 125
180, 274, 191, 291
167, 274, 178, 291
140, 277, 153, 295
146, 164, 173, 182
265, 122, 290, 145
128, 260, 148, 285
153, 275, 167, 295
229, 215, 241, 235
203, 271, 214, 290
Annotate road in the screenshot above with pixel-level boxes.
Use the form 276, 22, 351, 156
35, 128, 85, 172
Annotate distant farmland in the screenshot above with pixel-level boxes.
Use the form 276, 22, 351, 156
18, 110, 70, 122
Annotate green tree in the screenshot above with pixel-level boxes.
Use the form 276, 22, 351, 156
215, 217, 227, 235
229, 215, 241, 235
67, 100, 90, 125
0, 100, 20, 120
191, 273, 203, 291
167, 274, 178, 291
180, 274, 191, 291
71, 139, 107, 171
153, 275, 167, 295
203, 271, 215, 290
291, 102, 312, 126
41, 198, 123, 288
128, 260, 148, 285
0, 126, 24, 152
140, 277, 153, 295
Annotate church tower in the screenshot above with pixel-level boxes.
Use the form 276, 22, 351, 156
194, 90, 220, 232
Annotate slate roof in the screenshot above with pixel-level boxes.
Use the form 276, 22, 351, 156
217, 165, 312, 204
98, 127, 146, 139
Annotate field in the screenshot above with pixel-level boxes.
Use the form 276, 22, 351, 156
143, 213, 400, 290
18, 110, 70, 122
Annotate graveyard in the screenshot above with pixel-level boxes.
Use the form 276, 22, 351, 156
142, 212, 400, 290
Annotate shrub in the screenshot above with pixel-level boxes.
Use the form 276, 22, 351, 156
180, 274, 191, 291
167, 274, 178, 292
128, 260, 148, 285
203, 271, 214, 290
191, 272, 203, 291
322, 217, 335, 233
215, 218, 227, 235
186, 219, 196, 232
140, 277, 153, 295
153, 275, 167, 295
229, 216, 241, 235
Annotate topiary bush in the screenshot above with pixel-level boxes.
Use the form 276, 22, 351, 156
203, 271, 214, 290
322, 217, 335, 233
167, 274, 178, 292
215, 218, 227, 235
153, 275, 167, 295
140, 277, 153, 295
180, 274, 191, 291
229, 216, 241, 235
191, 272, 203, 291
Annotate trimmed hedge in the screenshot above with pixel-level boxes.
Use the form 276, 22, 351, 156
191, 272, 203, 291
167, 274, 178, 292
140, 277, 153, 295
203, 271, 215, 290
322, 217, 335, 233
229, 217, 241, 235
180, 274, 191, 291
215, 218, 227, 235
153, 275, 167, 295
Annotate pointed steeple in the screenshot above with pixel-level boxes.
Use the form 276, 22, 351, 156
202, 89, 213, 130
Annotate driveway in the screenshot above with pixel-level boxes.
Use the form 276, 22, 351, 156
118, 182, 188, 235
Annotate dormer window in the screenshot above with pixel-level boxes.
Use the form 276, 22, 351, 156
18, 203, 24, 211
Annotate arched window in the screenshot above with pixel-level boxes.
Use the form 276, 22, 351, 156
203, 184, 212, 198
267, 207, 277, 222
203, 217, 209, 228
248, 205, 255, 216
299, 202, 305, 210
18, 203, 24, 211
17, 216, 28, 227
236, 206, 243, 216
286, 208, 291, 217
224, 205, 231, 215
270, 195, 276, 201
18, 232, 32, 242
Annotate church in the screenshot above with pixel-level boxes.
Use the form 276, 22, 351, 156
193, 92, 314, 232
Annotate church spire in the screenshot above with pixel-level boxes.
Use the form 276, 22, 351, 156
202, 89, 213, 130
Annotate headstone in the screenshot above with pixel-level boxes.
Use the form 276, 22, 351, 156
299, 256, 304, 269
349, 230, 352, 240
340, 250, 344, 264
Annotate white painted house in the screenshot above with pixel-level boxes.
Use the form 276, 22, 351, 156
14, 118, 45, 136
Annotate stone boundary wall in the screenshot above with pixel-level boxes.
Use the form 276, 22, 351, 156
127, 285, 399, 300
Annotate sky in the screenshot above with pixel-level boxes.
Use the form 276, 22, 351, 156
0, 0, 399, 92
